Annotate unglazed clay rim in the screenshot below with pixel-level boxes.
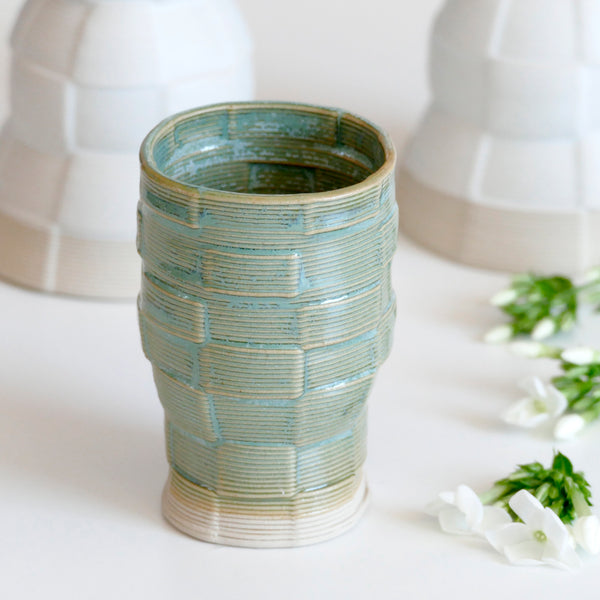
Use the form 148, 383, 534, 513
139, 101, 396, 205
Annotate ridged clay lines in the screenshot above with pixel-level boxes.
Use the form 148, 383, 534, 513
163, 469, 369, 548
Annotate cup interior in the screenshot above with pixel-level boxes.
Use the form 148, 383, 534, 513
148, 104, 389, 195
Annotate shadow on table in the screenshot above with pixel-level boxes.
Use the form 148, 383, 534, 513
1, 383, 165, 526
389, 507, 440, 532
387, 507, 517, 566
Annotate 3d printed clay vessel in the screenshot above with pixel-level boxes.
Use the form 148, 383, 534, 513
0, 0, 253, 298
399, 0, 600, 273
138, 102, 397, 547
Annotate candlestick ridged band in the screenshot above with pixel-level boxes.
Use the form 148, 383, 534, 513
0, 210, 139, 297
138, 102, 396, 547
397, 170, 600, 273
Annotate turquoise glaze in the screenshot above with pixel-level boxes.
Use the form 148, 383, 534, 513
138, 102, 397, 547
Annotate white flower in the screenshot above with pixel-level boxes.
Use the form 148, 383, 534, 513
426, 484, 511, 536
554, 414, 586, 440
486, 490, 581, 570
560, 313, 576, 332
503, 377, 567, 428
484, 324, 513, 344
572, 515, 600, 555
582, 267, 600, 284
561, 346, 600, 366
532, 318, 556, 341
509, 341, 549, 359
491, 289, 518, 307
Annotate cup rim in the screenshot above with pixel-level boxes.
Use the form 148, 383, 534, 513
139, 101, 396, 205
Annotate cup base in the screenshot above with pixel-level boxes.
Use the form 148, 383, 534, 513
0, 209, 139, 298
162, 468, 369, 548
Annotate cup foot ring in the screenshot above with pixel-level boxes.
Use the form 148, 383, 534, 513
162, 469, 369, 548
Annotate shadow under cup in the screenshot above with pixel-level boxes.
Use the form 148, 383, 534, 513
138, 102, 397, 547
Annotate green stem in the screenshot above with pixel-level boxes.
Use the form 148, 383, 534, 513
572, 490, 592, 518
479, 485, 509, 506
579, 405, 600, 423
535, 482, 551, 504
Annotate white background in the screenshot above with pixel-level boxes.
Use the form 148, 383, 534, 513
3, 0, 600, 597
238, 0, 442, 154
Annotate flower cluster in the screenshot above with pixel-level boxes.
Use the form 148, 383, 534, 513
427, 453, 599, 569
485, 269, 600, 344
503, 343, 600, 439
485, 274, 579, 343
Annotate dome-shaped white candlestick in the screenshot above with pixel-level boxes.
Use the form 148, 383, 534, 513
0, 0, 254, 298
0, 1, 23, 121
399, 0, 600, 273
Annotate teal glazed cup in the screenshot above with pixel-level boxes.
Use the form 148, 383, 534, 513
138, 102, 397, 547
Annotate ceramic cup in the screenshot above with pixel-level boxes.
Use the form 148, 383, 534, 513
138, 102, 397, 547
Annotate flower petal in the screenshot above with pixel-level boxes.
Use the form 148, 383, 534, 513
518, 376, 545, 398
572, 516, 600, 555
561, 347, 600, 366
510, 341, 547, 359
503, 398, 548, 428
438, 507, 471, 535
582, 267, 600, 284
425, 490, 455, 516
484, 324, 513, 344
542, 544, 581, 571
544, 385, 568, 417
424, 498, 445, 516
504, 540, 545, 565
543, 547, 581, 571
541, 508, 570, 550
454, 485, 484, 531
554, 414, 586, 440
438, 490, 455, 504
481, 506, 512, 533
486, 523, 531, 552
531, 377, 547, 398
491, 289, 518, 307
509, 490, 544, 526
532, 318, 556, 341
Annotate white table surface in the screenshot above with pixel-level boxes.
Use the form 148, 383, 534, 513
3, 0, 600, 597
